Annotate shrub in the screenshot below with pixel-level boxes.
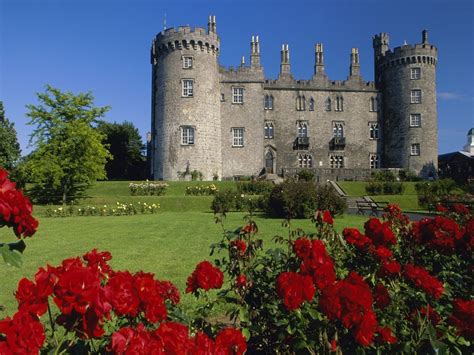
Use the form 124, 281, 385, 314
415, 179, 457, 209
366, 177, 405, 195
398, 169, 422, 182
366, 181, 383, 195
267, 181, 346, 219
236, 181, 273, 195
190, 170, 204, 181
185, 184, 218, 196
211, 190, 266, 214
371, 170, 397, 182
297, 169, 315, 181
129, 181, 168, 196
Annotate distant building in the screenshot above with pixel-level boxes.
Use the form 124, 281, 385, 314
149, 16, 438, 180
438, 129, 474, 183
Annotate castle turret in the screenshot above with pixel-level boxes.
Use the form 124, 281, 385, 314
314, 43, 325, 75
349, 48, 360, 77
150, 16, 221, 180
374, 30, 438, 178
250, 35, 261, 68
279, 44, 292, 78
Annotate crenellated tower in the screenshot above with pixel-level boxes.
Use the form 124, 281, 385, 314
150, 16, 222, 180
373, 30, 438, 177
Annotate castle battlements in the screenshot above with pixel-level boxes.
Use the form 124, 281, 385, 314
150, 16, 438, 181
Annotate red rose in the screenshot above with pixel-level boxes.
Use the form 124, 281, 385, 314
15, 278, 49, 317
276, 272, 315, 311
0, 168, 39, 238
448, 298, 474, 340
83, 249, 112, 277
353, 310, 378, 346
371, 246, 393, 261
379, 260, 401, 278
377, 326, 397, 344
411, 216, 463, 253
215, 328, 247, 355
186, 261, 224, 293
0, 310, 45, 353
373, 283, 390, 309
236, 274, 247, 288
411, 305, 441, 326
364, 218, 397, 246
156, 280, 181, 305
317, 210, 334, 225
404, 264, 444, 299
192, 332, 215, 354
110, 324, 163, 354
133, 272, 167, 323
154, 321, 193, 353
343, 228, 372, 250
105, 271, 140, 317
435, 203, 448, 213
230, 240, 247, 256
293, 237, 312, 260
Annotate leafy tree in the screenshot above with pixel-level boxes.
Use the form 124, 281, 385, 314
97, 121, 147, 180
25, 85, 111, 204
0, 101, 21, 171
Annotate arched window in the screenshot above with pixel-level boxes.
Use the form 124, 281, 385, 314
298, 154, 313, 168
325, 97, 331, 111
264, 95, 273, 110
330, 155, 344, 168
370, 97, 376, 112
297, 121, 308, 138
296, 95, 306, 111
264, 121, 274, 139
309, 97, 315, 111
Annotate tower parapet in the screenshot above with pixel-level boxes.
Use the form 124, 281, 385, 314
374, 30, 438, 177
150, 16, 222, 180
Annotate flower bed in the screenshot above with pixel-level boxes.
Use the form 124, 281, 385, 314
45, 202, 159, 217
129, 181, 168, 196
1, 177, 473, 353
185, 184, 218, 196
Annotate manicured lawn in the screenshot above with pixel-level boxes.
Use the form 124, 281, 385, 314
0, 212, 367, 316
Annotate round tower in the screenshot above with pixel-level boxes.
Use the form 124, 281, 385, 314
150, 16, 221, 180
374, 30, 438, 178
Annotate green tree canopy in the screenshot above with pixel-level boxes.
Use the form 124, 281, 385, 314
97, 121, 147, 180
0, 101, 21, 171
25, 85, 111, 204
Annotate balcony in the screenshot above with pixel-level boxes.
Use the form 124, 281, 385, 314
294, 136, 310, 150
329, 137, 346, 150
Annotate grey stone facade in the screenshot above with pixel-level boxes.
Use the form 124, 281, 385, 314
150, 17, 438, 180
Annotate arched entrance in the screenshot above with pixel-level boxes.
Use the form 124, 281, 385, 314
265, 150, 275, 174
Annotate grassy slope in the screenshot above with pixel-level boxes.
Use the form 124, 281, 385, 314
0, 212, 367, 316
338, 181, 420, 211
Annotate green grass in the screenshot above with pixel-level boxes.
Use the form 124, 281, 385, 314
338, 181, 421, 211
0, 212, 367, 316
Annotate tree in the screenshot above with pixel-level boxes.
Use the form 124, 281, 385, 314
0, 101, 21, 171
97, 121, 147, 180
25, 85, 111, 204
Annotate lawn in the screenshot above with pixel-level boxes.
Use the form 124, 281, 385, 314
337, 181, 421, 211
0, 210, 367, 317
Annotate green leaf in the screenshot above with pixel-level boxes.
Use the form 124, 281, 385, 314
0, 245, 23, 267
241, 328, 251, 340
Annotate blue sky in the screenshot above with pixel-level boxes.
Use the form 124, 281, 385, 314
1, 0, 473, 155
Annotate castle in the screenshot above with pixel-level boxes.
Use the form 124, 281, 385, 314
149, 16, 438, 181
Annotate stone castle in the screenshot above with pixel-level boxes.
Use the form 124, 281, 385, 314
149, 16, 438, 180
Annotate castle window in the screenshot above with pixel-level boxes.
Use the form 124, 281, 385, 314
410, 114, 421, 127
232, 88, 244, 104
410, 89, 422, 104
330, 155, 344, 168
182, 56, 193, 69
296, 95, 306, 111
298, 154, 313, 168
264, 95, 273, 110
181, 126, 195, 145
411, 67, 421, 80
370, 97, 378, 112
369, 154, 380, 169
297, 121, 308, 138
369, 122, 380, 140
182, 79, 194, 97
335, 96, 344, 111
333, 122, 344, 138
325, 97, 332, 111
264, 122, 274, 139
309, 98, 315, 111
411, 143, 420, 156
232, 127, 244, 147
221, 93, 225, 101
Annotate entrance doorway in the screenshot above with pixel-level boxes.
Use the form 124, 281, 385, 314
265, 150, 274, 174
